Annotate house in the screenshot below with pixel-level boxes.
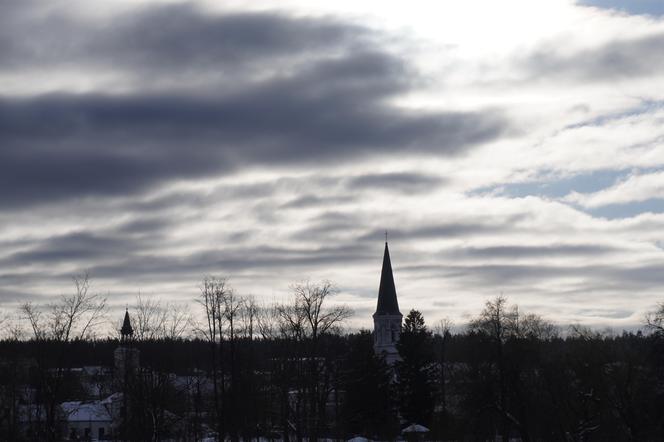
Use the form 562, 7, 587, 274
60, 394, 120, 441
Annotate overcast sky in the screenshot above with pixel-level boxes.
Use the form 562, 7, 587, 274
2, 0, 664, 331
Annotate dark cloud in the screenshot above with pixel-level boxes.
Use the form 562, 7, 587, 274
0, 86, 504, 208
523, 32, 664, 81
289, 211, 365, 241
83, 243, 375, 282
0, 210, 381, 281
0, 2, 507, 209
404, 262, 664, 292
0, 2, 364, 76
359, 217, 523, 242
347, 172, 446, 193
281, 195, 355, 209
0, 288, 48, 304
115, 217, 175, 235
1, 215, 180, 269
0, 271, 66, 288
121, 181, 279, 214
450, 244, 620, 259
4, 231, 148, 265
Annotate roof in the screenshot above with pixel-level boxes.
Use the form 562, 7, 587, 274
121, 309, 133, 337
61, 401, 112, 423
374, 242, 401, 316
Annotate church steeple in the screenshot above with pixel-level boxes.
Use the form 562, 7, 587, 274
372, 239, 403, 365
115, 308, 140, 389
120, 309, 134, 341
375, 241, 401, 316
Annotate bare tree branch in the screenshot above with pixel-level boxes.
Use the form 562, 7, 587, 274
645, 302, 664, 335
20, 272, 107, 341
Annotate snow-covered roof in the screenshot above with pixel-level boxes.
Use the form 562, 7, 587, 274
100, 392, 123, 405
61, 401, 112, 423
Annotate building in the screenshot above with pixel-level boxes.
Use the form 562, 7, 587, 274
114, 309, 139, 379
372, 240, 403, 365
61, 394, 121, 441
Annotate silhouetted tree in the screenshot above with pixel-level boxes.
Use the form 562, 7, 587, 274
196, 276, 228, 441
274, 280, 351, 440
397, 309, 435, 427
342, 330, 398, 440
646, 302, 664, 336
129, 293, 190, 341
20, 273, 107, 441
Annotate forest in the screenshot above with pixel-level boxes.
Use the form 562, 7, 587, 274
1, 275, 664, 441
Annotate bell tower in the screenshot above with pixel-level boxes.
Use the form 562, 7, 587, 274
114, 309, 139, 377
120, 308, 134, 342
373, 240, 403, 365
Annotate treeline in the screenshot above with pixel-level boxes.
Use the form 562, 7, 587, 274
1, 275, 664, 441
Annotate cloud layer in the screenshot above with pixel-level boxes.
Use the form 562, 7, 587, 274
1, 0, 664, 333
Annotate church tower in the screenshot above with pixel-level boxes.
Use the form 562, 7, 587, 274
120, 309, 134, 342
114, 309, 139, 378
373, 240, 403, 365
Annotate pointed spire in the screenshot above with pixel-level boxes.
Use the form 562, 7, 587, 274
121, 308, 134, 340
375, 241, 401, 315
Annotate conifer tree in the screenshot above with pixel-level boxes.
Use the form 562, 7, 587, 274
343, 330, 398, 439
396, 309, 435, 426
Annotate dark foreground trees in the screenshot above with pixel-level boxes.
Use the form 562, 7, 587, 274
16, 273, 107, 442
396, 310, 436, 428
342, 331, 399, 440
3, 292, 664, 441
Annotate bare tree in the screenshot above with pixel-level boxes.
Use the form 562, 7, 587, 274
19, 272, 107, 441
133, 293, 167, 340
276, 298, 307, 342
239, 295, 259, 339
468, 296, 558, 442
519, 312, 559, 340
256, 302, 279, 340
290, 280, 352, 340
223, 287, 243, 341
131, 293, 192, 340
276, 280, 352, 440
645, 302, 664, 335
22, 302, 46, 340
21, 272, 107, 342
222, 285, 244, 441
196, 276, 227, 343
468, 296, 517, 441
196, 276, 231, 441
469, 295, 515, 342
0, 309, 18, 340
569, 323, 604, 340
0, 311, 24, 341
0, 310, 7, 334
164, 302, 191, 339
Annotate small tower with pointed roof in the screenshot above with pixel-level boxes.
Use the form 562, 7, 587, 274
373, 240, 403, 365
120, 308, 133, 342
114, 309, 139, 380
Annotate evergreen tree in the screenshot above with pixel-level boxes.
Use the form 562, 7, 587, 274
396, 310, 435, 426
342, 331, 399, 440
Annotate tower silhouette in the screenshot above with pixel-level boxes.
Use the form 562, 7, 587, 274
373, 240, 403, 365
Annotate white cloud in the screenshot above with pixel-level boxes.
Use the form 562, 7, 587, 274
2, 0, 664, 333
565, 171, 664, 207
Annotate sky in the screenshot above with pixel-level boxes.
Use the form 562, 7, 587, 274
1, 0, 664, 332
